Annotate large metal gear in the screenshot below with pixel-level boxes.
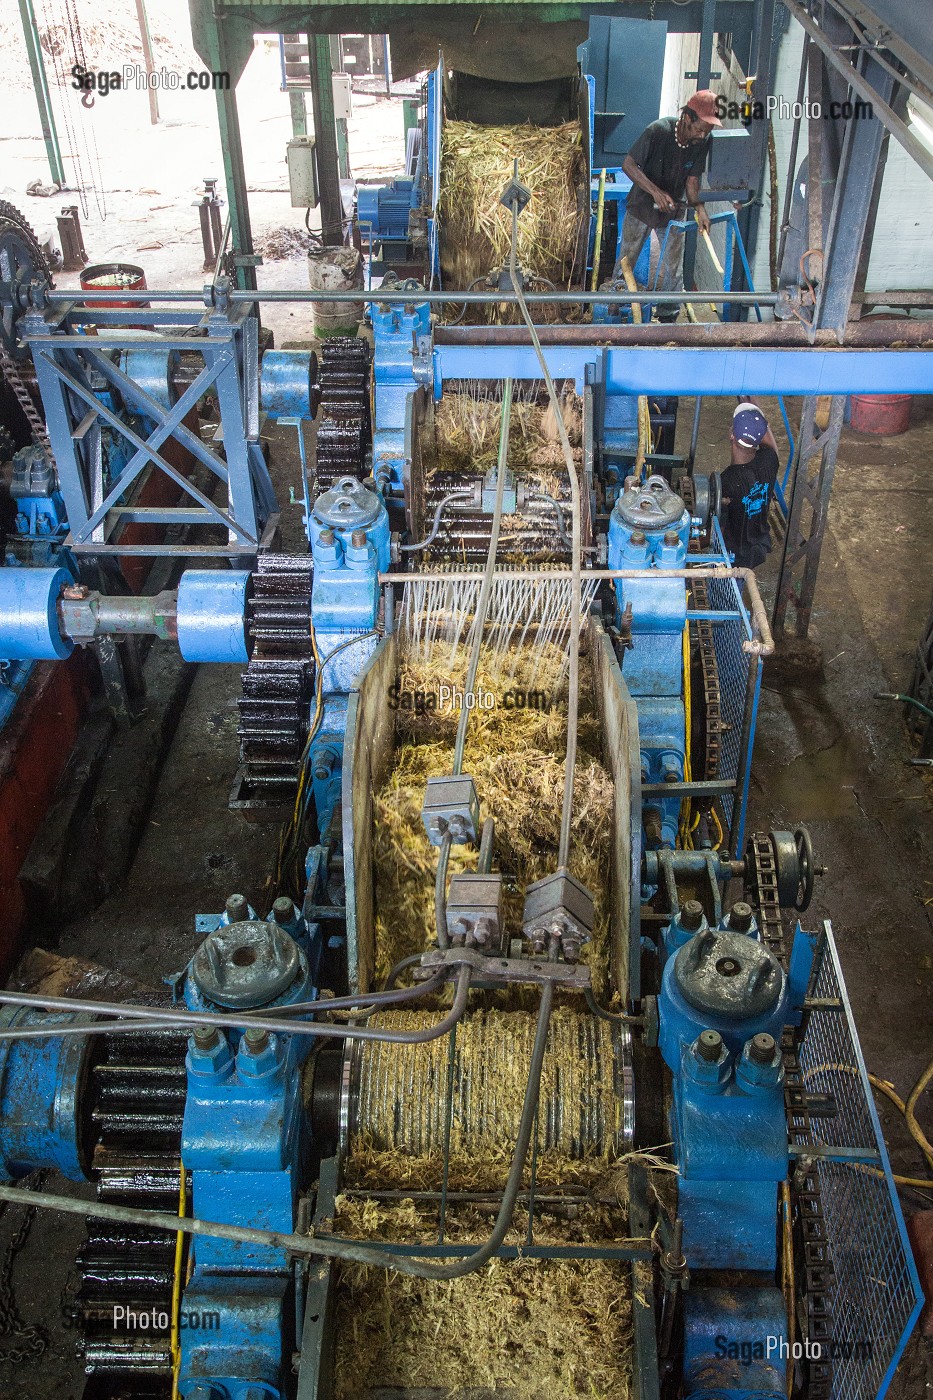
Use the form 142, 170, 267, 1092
235, 554, 315, 803
0, 200, 52, 356
71, 1028, 187, 1399
314, 337, 372, 490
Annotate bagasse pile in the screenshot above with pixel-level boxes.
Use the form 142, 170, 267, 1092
431, 384, 581, 494
371, 641, 613, 994
438, 119, 586, 293
332, 1193, 635, 1400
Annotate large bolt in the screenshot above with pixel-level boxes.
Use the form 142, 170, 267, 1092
749, 1032, 777, 1065
319, 527, 335, 545
244, 1026, 270, 1054
680, 899, 704, 932
272, 896, 295, 926
696, 1029, 723, 1062
193, 1025, 220, 1051
225, 893, 249, 923
644, 807, 663, 843
630, 530, 647, 546
729, 901, 754, 932
350, 528, 367, 548
663, 530, 680, 546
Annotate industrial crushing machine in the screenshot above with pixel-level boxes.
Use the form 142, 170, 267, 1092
0, 41, 927, 1400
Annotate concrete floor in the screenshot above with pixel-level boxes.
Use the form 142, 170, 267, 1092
1, 396, 932, 1397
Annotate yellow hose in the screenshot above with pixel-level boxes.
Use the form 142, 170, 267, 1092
591, 168, 607, 293
804, 1061, 933, 1189
170, 1158, 187, 1399
781, 1179, 794, 1398
619, 256, 650, 471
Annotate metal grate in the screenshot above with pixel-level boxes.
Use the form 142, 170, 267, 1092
798, 924, 922, 1398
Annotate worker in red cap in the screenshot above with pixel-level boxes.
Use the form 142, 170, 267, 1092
613, 91, 722, 323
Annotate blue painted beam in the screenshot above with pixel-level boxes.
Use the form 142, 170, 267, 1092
434, 345, 933, 396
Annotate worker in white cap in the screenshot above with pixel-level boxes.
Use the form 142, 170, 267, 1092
613, 90, 722, 323
718, 401, 780, 569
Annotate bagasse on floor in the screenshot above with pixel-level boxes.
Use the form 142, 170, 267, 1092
331, 1194, 634, 1400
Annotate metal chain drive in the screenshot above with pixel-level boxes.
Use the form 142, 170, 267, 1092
0, 344, 54, 468
688, 575, 725, 786
748, 833, 835, 1400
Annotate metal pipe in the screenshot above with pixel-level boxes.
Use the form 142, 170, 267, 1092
478, 818, 495, 873
399, 488, 476, 553
778, 32, 810, 276
40, 287, 777, 307
433, 319, 933, 347
382, 568, 774, 656
0, 969, 471, 1046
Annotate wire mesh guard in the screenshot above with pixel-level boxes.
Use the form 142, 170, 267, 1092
797, 924, 922, 1398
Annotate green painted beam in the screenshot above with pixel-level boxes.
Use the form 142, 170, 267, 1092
309, 33, 344, 243
289, 87, 308, 136
18, 0, 65, 187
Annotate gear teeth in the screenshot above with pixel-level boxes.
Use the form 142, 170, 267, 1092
236, 555, 314, 801
315, 337, 372, 489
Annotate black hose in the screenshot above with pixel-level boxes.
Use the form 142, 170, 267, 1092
382, 952, 426, 991
434, 831, 453, 949
373, 978, 554, 1279
398, 489, 475, 553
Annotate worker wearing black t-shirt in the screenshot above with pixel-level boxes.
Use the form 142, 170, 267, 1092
613, 90, 721, 323
719, 403, 780, 570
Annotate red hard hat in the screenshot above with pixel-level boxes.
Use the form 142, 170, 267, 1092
686, 90, 723, 126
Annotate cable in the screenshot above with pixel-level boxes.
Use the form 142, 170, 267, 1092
381, 952, 427, 990
0, 969, 470, 1047
452, 378, 513, 778
875, 691, 933, 724
505, 174, 581, 871
527, 490, 570, 549
399, 489, 476, 553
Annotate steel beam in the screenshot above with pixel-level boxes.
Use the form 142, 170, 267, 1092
17, 0, 65, 187
781, 0, 933, 183
773, 39, 901, 640
817, 53, 896, 336
434, 344, 933, 395
309, 34, 343, 244
773, 396, 846, 638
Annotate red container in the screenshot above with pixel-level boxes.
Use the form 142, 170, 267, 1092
79, 261, 147, 306
850, 393, 912, 436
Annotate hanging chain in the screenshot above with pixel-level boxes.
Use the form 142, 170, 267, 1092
0, 1172, 49, 1364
